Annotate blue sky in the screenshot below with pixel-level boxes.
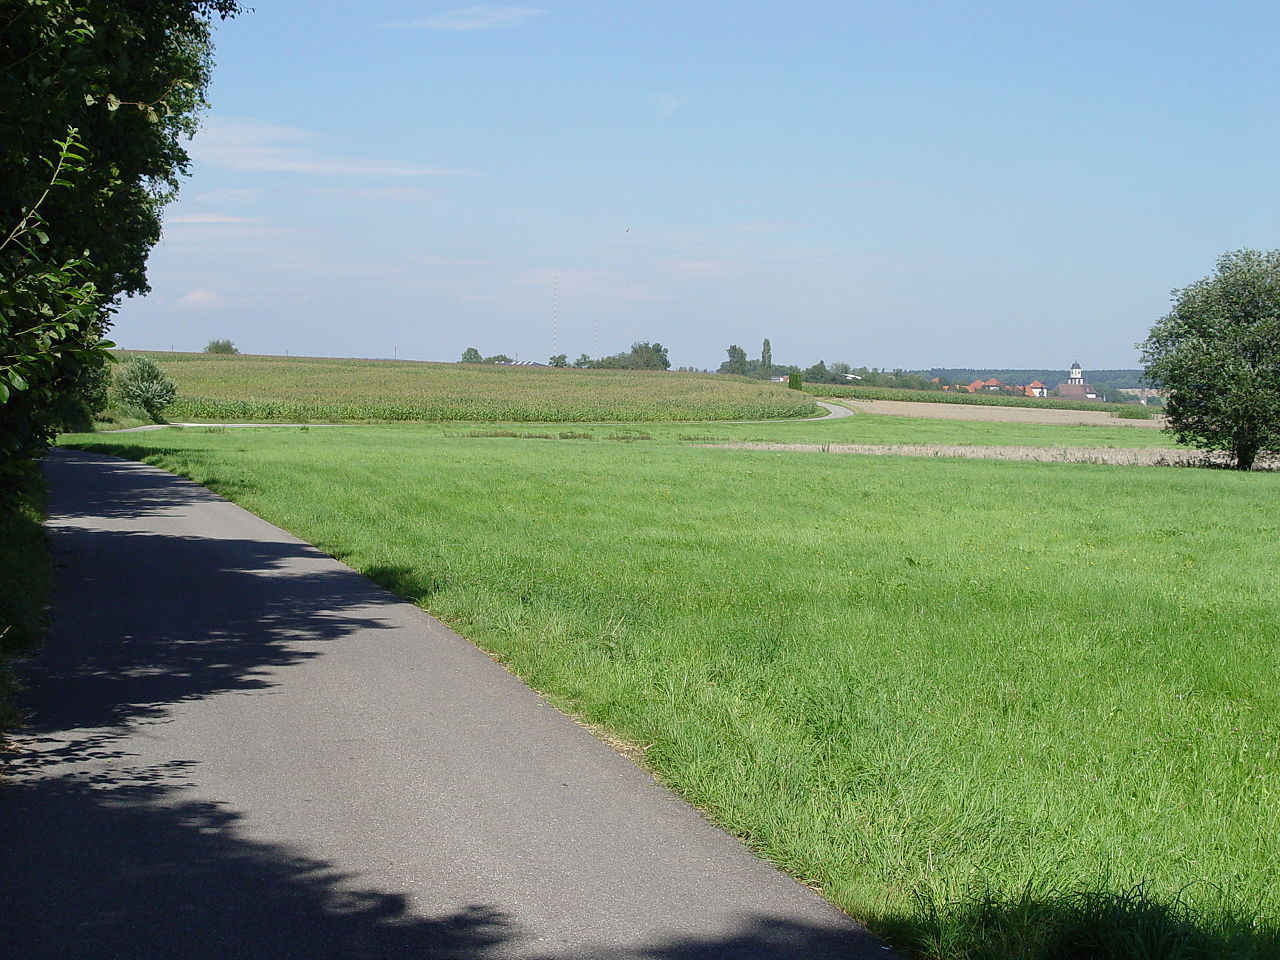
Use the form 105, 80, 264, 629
114, 1, 1280, 370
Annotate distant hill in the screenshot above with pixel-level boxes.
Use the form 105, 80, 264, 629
918, 369, 1149, 392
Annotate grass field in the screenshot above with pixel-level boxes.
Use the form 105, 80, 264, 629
119, 352, 818, 422
62, 423, 1280, 959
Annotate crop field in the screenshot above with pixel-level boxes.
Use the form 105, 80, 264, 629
63, 422, 1279, 959
807, 381, 1152, 415
120, 352, 818, 422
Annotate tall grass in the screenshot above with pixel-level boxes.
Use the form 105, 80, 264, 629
120, 352, 818, 422
63, 425, 1280, 958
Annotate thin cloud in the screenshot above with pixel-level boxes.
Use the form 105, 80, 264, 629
662, 259, 746, 278
175, 288, 229, 310
723, 221, 802, 234
191, 118, 479, 178
388, 6, 545, 31
651, 94, 686, 117
167, 213, 260, 224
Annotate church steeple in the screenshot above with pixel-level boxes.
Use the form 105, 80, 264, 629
1068, 361, 1084, 385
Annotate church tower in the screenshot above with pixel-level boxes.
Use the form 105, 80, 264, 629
1068, 361, 1084, 385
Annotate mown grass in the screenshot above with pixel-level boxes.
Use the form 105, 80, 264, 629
120, 352, 818, 422
62, 424, 1280, 958
807, 382, 1149, 415
0, 479, 53, 730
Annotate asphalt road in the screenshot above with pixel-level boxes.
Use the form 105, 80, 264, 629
1, 449, 889, 960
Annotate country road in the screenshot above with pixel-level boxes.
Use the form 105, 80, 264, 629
0, 449, 888, 960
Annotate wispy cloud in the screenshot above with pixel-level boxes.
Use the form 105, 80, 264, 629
191, 118, 479, 178
167, 213, 260, 224
175, 288, 230, 310
723, 221, 802, 234
387, 6, 545, 31
193, 188, 264, 203
662, 259, 747, 278
651, 94, 686, 117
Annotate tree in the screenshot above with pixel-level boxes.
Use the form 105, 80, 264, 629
761, 338, 772, 379
1, 0, 242, 494
204, 338, 238, 354
113, 355, 176, 421
548, 354, 568, 367
582, 342, 671, 370
460, 347, 482, 363
719, 344, 748, 376
1140, 248, 1280, 470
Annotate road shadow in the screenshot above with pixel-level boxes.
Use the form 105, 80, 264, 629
2, 760, 885, 959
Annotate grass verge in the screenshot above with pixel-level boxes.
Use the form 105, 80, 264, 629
60, 426, 1280, 957
0, 476, 52, 730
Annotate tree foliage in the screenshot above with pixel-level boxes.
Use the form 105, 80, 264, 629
577, 342, 670, 370
203, 338, 238, 354
459, 347, 482, 363
0, 0, 241, 494
1141, 248, 1280, 470
720, 344, 749, 376
113, 354, 176, 420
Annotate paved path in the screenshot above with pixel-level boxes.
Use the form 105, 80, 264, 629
1, 449, 888, 960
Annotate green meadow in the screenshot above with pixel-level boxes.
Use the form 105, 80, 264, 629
63, 419, 1280, 959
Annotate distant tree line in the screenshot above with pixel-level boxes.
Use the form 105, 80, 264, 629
715, 340, 941, 389
461, 342, 671, 370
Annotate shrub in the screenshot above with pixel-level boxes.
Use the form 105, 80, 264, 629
1112, 405, 1155, 420
203, 339, 239, 354
113, 356, 177, 421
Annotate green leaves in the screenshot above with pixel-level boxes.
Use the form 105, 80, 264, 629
1141, 248, 1280, 469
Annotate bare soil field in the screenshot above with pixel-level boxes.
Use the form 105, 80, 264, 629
830, 397, 1167, 428
702, 441, 1278, 469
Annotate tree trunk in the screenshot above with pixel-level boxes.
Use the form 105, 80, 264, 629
1235, 444, 1258, 471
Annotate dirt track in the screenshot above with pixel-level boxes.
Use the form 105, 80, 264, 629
829, 398, 1167, 428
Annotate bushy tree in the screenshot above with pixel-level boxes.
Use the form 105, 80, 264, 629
113, 355, 176, 420
0, 0, 241, 494
482, 353, 513, 364
580, 342, 671, 370
719, 344, 749, 376
548, 353, 568, 367
203, 338, 238, 354
460, 347, 482, 363
1141, 248, 1280, 470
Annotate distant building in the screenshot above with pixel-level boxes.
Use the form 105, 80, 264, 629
1055, 361, 1101, 401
